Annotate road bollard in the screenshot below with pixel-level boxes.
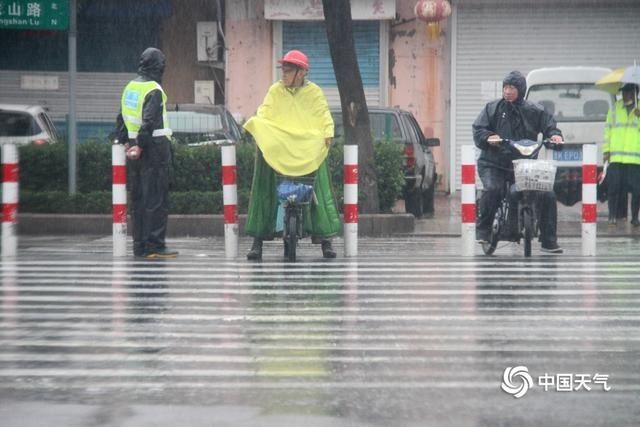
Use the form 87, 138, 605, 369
222, 144, 238, 259
2, 144, 19, 257
582, 144, 597, 257
461, 145, 476, 256
344, 145, 358, 257
112, 144, 127, 257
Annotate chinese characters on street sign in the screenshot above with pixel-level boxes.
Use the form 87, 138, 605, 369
0, 1, 68, 30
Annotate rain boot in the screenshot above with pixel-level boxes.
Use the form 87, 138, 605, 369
247, 238, 263, 260
321, 239, 336, 259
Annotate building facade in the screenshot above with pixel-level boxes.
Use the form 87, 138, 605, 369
2, 0, 640, 192
225, 0, 449, 190
0, 0, 223, 137
449, 0, 640, 192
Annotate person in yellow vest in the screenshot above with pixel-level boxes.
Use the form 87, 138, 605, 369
603, 83, 640, 226
114, 47, 178, 258
243, 50, 341, 260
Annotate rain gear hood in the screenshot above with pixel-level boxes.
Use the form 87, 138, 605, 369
503, 70, 527, 104
138, 47, 166, 84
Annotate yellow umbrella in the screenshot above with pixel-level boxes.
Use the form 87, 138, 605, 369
595, 65, 640, 94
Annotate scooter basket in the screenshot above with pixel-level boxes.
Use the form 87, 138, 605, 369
276, 177, 315, 203
513, 159, 557, 192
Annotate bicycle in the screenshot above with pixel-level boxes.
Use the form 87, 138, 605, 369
481, 139, 561, 257
276, 175, 316, 262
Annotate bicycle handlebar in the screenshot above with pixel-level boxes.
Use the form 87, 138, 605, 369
488, 137, 563, 152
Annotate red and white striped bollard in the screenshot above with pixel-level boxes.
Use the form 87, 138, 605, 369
222, 144, 238, 258
112, 144, 127, 257
582, 144, 597, 256
461, 145, 476, 256
2, 144, 19, 257
344, 145, 358, 257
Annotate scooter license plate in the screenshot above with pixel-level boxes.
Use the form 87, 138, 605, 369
553, 145, 582, 162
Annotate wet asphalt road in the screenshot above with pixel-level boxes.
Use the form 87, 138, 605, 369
1, 236, 639, 426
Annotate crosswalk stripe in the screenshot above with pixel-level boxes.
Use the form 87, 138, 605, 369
2, 244, 639, 404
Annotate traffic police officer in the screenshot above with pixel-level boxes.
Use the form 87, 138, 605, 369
115, 47, 178, 258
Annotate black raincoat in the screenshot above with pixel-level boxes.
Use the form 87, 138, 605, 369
115, 47, 172, 256
472, 71, 563, 247
472, 71, 562, 170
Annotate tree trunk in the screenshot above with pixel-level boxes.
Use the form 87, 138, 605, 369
321, 0, 380, 213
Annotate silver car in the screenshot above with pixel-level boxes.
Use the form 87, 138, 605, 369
331, 107, 440, 218
0, 104, 59, 145
167, 104, 243, 146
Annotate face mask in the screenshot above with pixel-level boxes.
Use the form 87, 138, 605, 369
624, 99, 634, 106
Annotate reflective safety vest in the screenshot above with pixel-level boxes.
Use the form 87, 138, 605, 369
120, 80, 172, 140
603, 100, 640, 164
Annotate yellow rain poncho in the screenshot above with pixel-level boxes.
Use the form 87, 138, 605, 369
244, 81, 334, 176
243, 80, 341, 239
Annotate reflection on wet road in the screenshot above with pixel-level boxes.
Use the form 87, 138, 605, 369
1, 237, 639, 426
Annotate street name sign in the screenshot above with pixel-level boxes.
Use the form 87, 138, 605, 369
0, 1, 68, 30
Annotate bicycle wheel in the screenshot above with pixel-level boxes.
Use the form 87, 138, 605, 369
481, 228, 499, 255
523, 208, 534, 257
482, 206, 503, 256
286, 211, 297, 262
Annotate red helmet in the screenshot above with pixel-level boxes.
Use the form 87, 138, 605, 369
278, 50, 309, 71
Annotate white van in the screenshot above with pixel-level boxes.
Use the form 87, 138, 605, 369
525, 67, 614, 205
0, 104, 60, 146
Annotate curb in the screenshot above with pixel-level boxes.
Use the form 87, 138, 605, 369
17, 213, 415, 237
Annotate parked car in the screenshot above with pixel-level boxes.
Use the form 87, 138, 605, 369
167, 104, 243, 146
0, 104, 59, 145
331, 107, 440, 217
525, 67, 614, 205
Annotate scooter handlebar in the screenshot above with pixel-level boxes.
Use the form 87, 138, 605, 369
488, 137, 563, 151
542, 139, 563, 151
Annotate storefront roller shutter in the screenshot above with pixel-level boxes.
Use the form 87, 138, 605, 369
283, 21, 380, 107
452, 0, 640, 191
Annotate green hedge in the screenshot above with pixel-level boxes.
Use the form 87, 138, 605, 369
21, 191, 112, 214
17, 141, 403, 213
19, 190, 253, 215
326, 141, 404, 213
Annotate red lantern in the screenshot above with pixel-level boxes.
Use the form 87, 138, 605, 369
414, 0, 451, 23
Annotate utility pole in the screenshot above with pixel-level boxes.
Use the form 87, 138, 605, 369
68, 0, 77, 194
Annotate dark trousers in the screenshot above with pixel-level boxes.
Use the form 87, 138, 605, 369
630, 165, 640, 221
608, 163, 640, 221
606, 163, 640, 220
477, 166, 559, 245
128, 140, 171, 255
607, 163, 626, 220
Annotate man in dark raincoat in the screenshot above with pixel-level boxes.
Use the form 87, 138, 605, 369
473, 70, 564, 253
115, 47, 178, 258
